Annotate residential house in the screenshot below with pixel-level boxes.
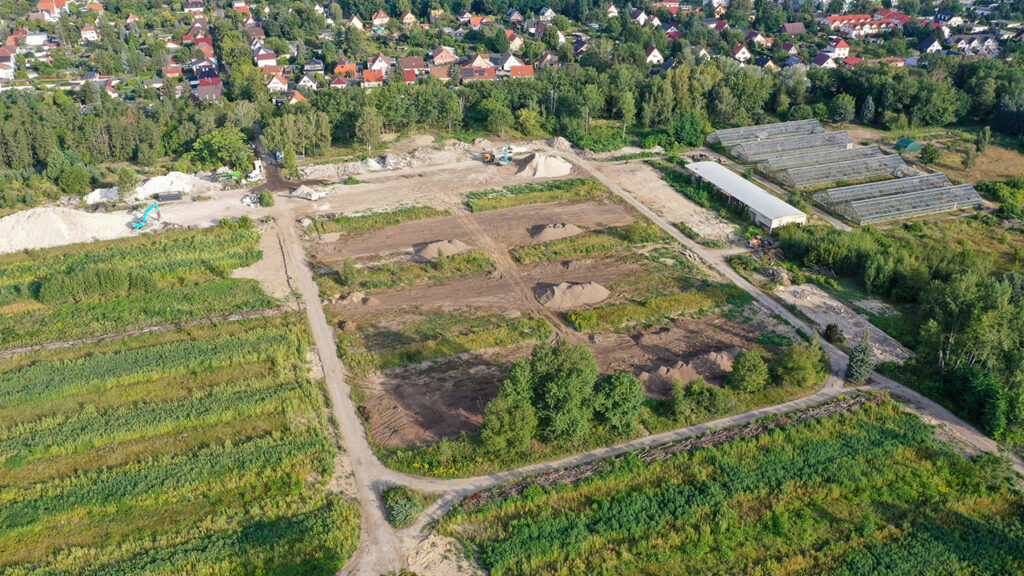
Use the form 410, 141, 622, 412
399, 56, 427, 75
648, 15, 662, 28
934, 10, 963, 27
572, 38, 588, 58
254, 50, 278, 68
630, 9, 648, 26
399, 11, 416, 27
469, 16, 491, 30
495, 52, 524, 72
918, 37, 942, 53
660, 57, 676, 72
692, 45, 711, 61
297, 73, 319, 90
754, 56, 779, 72
825, 37, 850, 58
334, 60, 358, 76
779, 22, 805, 35
780, 41, 798, 55
509, 64, 534, 77
195, 37, 215, 58
367, 52, 393, 76
330, 76, 357, 88
708, 19, 729, 32
645, 45, 664, 65
506, 30, 524, 51
466, 53, 493, 68
0, 55, 15, 81
506, 8, 524, 24
841, 56, 863, 68
428, 8, 445, 23
80, 25, 100, 43
162, 64, 183, 77
428, 65, 452, 81
347, 15, 363, 30
371, 10, 389, 28
244, 22, 265, 41
605, 3, 618, 18
183, 0, 204, 13
874, 9, 911, 26
535, 23, 565, 44
35, 0, 67, 22
266, 72, 288, 92
731, 43, 752, 63
825, 14, 871, 31
535, 50, 559, 68
745, 30, 766, 44
811, 52, 836, 68
304, 58, 324, 73
784, 54, 805, 67
362, 68, 384, 87
166, 39, 184, 50
85, 2, 104, 12
461, 66, 496, 82
539, 7, 556, 22
457, 11, 472, 23
127, 13, 140, 23
431, 45, 458, 66
949, 33, 999, 54
194, 76, 222, 101
401, 69, 417, 84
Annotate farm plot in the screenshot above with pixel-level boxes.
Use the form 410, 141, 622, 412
0, 219, 274, 350
0, 313, 360, 575
316, 181, 809, 478
441, 397, 1024, 576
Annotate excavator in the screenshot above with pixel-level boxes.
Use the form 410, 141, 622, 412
132, 202, 160, 230
482, 141, 513, 165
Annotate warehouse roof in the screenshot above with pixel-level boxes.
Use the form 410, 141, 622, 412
685, 161, 805, 221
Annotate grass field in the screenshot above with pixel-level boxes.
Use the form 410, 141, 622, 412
0, 313, 359, 575
315, 251, 496, 299
0, 220, 274, 350
568, 283, 750, 332
465, 179, 608, 212
441, 398, 1024, 576
308, 206, 451, 235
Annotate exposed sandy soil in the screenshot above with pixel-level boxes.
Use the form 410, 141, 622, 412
774, 284, 913, 365
231, 221, 294, 302
598, 161, 735, 241
312, 200, 634, 262
406, 534, 484, 576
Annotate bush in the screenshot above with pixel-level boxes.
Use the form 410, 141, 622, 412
383, 486, 424, 529
776, 341, 828, 388
258, 190, 274, 207
672, 377, 735, 423
824, 323, 845, 344
726, 350, 770, 393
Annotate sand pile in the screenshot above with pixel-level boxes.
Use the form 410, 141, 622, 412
639, 347, 741, 389
135, 171, 219, 200
0, 207, 134, 254
519, 152, 572, 178
535, 281, 610, 309
293, 185, 327, 200
416, 239, 471, 259
531, 222, 582, 242
473, 138, 495, 149
548, 137, 573, 151
84, 186, 120, 204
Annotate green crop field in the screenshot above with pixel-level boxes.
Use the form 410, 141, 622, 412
308, 206, 452, 235
0, 314, 359, 575
465, 179, 608, 212
0, 219, 274, 350
442, 398, 1024, 576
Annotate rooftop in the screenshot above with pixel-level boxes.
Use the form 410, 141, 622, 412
685, 161, 805, 221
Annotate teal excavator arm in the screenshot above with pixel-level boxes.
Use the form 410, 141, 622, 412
132, 202, 160, 229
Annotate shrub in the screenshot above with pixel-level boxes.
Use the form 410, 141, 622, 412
824, 323, 845, 344
776, 341, 828, 388
383, 486, 424, 529
258, 190, 274, 207
726, 350, 770, 393
673, 377, 735, 423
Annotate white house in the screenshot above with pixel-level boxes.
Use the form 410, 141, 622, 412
605, 3, 618, 18
645, 45, 664, 65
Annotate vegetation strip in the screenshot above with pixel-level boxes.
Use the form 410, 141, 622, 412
465, 179, 607, 212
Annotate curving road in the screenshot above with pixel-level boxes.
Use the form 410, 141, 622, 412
260, 145, 1022, 576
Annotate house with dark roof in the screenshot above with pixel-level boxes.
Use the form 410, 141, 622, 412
779, 22, 805, 35
461, 66, 496, 82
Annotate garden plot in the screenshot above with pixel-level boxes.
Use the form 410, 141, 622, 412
774, 283, 913, 364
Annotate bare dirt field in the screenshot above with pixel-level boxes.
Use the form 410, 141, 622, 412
774, 283, 913, 365
313, 200, 634, 262
598, 161, 735, 241
231, 220, 294, 302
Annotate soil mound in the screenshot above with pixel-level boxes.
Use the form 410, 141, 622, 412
535, 281, 610, 309
84, 186, 120, 204
135, 171, 218, 200
638, 347, 741, 389
531, 222, 582, 242
548, 137, 573, 151
519, 152, 572, 178
0, 207, 134, 254
416, 239, 471, 260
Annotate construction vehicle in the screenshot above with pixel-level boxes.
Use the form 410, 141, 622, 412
482, 142, 513, 165
747, 235, 778, 250
132, 202, 160, 229
216, 171, 241, 182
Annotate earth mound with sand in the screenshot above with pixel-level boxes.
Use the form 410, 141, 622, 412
416, 239, 471, 260
536, 281, 610, 309
531, 223, 582, 242
84, 186, 120, 204
638, 347, 741, 389
0, 207, 134, 254
135, 171, 220, 201
548, 137, 573, 151
519, 152, 572, 178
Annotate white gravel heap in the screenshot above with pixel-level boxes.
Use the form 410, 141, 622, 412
83, 186, 120, 204
0, 207, 134, 254
135, 171, 220, 201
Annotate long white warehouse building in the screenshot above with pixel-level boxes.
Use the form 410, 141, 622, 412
685, 161, 807, 232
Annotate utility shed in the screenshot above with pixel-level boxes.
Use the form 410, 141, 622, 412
685, 161, 807, 231
895, 138, 922, 153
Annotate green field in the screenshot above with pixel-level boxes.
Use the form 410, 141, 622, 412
568, 283, 749, 332
442, 397, 1024, 576
465, 179, 607, 212
0, 220, 274, 350
308, 206, 451, 235
0, 314, 359, 575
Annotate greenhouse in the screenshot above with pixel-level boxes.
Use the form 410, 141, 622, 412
774, 155, 917, 189
730, 132, 853, 162
685, 161, 807, 231
757, 146, 884, 177
706, 119, 825, 148
814, 173, 983, 225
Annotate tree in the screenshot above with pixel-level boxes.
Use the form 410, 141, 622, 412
283, 146, 298, 177
776, 341, 827, 388
977, 126, 991, 153
831, 93, 856, 125
481, 360, 537, 455
355, 106, 383, 156
846, 332, 875, 384
618, 91, 635, 138
594, 371, 644, 434
860, 95, 876, 125
667, 108, 704, 148
45, 149, 69, 181
340, 258, 357, 286
116, 167, 138, 202
529, 340, 599, 443
919, 143, 941, 164
192, 127, 251, 171
673, 377, 735, 422
489, 28, 510, 53
824, 323, 845, 344
726, 350, 771, 393
480, 98, 514, 136
963, 147, 977, 170
58, 164, 91, 196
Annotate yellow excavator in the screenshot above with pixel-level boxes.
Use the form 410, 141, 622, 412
482, 142, 513, 165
